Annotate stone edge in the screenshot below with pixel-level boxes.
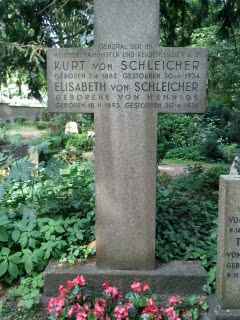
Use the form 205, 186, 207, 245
207, 296, 240, 320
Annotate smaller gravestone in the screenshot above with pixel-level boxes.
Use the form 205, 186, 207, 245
208, 162, 240, 319
28, 151, 39, 168
87, 131, 95, 139
65, 121, 78, 134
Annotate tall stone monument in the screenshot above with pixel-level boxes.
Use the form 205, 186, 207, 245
208, 163, 240, 319
44, 0, 208, 300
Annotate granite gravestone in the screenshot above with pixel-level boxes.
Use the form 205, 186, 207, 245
208, 168, 240, 319
47, 0, 208, 271
44, 0, 208, 300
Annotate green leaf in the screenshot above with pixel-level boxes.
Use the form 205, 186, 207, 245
55, 226, 65, 233
19, 236, 28, 248
0, 260, 8, 277
76, 232, 83, 240
31, 230, 41, 238
0, 227, 8, 242
12, 230, 20, 242
8, 262, 18, 278
28, 238, 36, 248
1, 247, 10, 256
8, 253, 22, 264
189, 308, 200, 320
18, 299, 34, 309
187, 295, 197, 306
0, 215, 9, 226
25, 260, 33, 274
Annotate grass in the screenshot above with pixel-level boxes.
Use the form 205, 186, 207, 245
160, 158, 215, 167
4, 123, 45, 135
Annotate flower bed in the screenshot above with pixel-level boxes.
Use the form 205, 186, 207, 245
48, 275, 203, 319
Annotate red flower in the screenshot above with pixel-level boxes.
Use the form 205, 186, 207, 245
143, 283, 150, 292
103, 281, 112, 289
169, 296, 182, 307
131, 282, 142, 293
73, 275, 86, 287
48, 297, 65, 317
76, 311, 88, 320
59, 285, 67, 297
93, 303, 105, 318
68, 306, 75, 318
114, 306, 129, 320
67, 280, 74, 291
142, 298, 159, 316
105, 286, 119, 299
84, 305, 91, 313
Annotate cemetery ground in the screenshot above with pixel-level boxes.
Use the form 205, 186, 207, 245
0, 110, 237, 319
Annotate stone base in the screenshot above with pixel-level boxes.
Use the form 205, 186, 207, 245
42, 259, 207, 303
207, 296, 240, 320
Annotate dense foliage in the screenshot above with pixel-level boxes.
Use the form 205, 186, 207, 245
157, 104, 240, 162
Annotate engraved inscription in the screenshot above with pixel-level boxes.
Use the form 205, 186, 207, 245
225, 205, 240, 278
47, 46, 208, 114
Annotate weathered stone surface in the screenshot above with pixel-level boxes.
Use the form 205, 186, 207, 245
216, 175, 240, 309
94, 0, 159, 270
208, 296, 240, 320
42, 260, 207, 303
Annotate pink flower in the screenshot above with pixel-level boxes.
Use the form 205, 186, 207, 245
169, 296, 182, 307
76, 311, 88, 320
59, 285, 67, 297
68, 306, 75, 318
105, 286, 119, 299
143, 283, 150, 292
114, 306, 129, 320
84, 305, 91, 313
49, 297, 65, 317
131, 282, 142, 293
73, 275, 86, 287
103, 281, 112, 289
67, 280, 74, 291
48, 297, 57, 314
142, 298, 159, 316
93, 303, 105, 318
162, 307, 181, 320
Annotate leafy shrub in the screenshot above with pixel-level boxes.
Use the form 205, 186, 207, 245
36, 121, 50, 130
10, 273, 44, 309
201, 134, 223, 160
0, 214, 95, 283
156, 164, 229, 293
66, 133, 94, 152
0, 148, 95, 283
48, 276, 203, 320
157, 114, 204, 160
14, 116, 30, 124
164, 146, 206, 161
220, 143, 239, 163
